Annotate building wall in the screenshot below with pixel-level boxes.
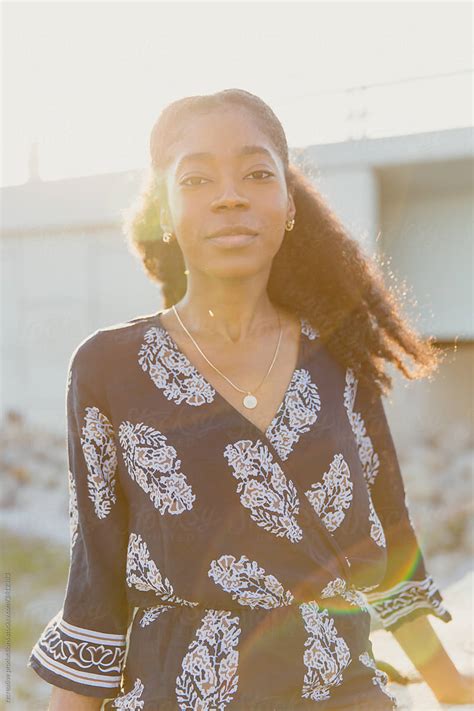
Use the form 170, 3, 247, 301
378, 159, 473, 340
1, 227, 162, 432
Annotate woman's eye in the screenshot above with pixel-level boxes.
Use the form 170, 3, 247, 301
247, 170, 274, 180
180, 170, 274, 187
180, 176, 209, 187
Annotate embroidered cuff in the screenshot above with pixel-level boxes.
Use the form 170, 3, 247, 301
364, 575, 453, 632
27, 610, 127, 697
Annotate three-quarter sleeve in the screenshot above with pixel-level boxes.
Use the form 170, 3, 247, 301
350, 374, 453, 633
27, 332, 131, 698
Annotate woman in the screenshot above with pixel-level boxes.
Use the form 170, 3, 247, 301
28, 88, 473, 710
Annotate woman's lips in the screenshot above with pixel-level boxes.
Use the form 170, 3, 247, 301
207, 233, 257, 247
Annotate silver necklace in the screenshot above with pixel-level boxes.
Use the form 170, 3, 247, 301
171, 303, 283, 409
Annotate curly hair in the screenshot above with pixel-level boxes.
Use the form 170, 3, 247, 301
121, 88, 445, 398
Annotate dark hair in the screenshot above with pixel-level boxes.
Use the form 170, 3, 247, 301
122, 88, 445, 397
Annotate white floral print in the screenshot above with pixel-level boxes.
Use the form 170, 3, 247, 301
138, 325, 215, 406
110, 678, 145, 709
321, 577, 348, 599
80, 406, 118, 519
299, 600, 351, 701
344, 369, 387, 548
344, 368, 380, 487
266, 368, 321, 461
119, 421, 195, 515
126, 533, 199, 607
301, 318, 319, 340
359, 651, 398, 703
139, 604, 175, 628
223, 438, 303, 543
175, 609, 241, 710
67, 469, 79, 552
321, 577, 370, 613
208, 554, 295, 609
367, 494, 386, 548
305, 453, 353, 532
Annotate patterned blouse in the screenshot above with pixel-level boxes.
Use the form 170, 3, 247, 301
27, 309, 452, 710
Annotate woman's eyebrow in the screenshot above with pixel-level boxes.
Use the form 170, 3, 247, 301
176, 145, 274, 172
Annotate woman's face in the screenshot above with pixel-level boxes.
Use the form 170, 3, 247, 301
160, 106, 295, 279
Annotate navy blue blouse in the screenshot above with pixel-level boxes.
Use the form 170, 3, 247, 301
27, 310, 452, 709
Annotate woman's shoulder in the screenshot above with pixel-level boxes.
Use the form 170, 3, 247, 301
70, 310, 161, 371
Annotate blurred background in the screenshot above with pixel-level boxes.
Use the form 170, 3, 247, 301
1, 1, 472, 708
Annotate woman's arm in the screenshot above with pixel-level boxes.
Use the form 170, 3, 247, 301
49, 686, 104, 710
391, 615, 474, 704
27, 333, 130, 699
347, 374, 472, 702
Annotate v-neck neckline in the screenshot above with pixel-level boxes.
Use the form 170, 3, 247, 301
153, 308, 306, 443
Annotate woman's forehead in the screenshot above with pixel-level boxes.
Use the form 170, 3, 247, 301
165, 110, 279, 172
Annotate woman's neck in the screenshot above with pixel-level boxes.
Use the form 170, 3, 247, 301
170, 282, 282, 345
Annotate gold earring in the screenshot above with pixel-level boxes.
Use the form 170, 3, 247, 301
285, 218, 295, 231
162, 231, 173, 243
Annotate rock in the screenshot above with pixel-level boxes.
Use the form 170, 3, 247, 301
7, 465, 31, 485
0, 477, 18, 508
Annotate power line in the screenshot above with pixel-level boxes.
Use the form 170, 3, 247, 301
279, 68, 473, 103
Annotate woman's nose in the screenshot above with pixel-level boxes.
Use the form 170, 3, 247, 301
211, 181, 250, 210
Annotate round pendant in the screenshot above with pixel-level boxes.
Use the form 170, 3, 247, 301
243, 393, 258, 409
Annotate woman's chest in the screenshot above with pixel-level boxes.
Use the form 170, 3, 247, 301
111, 361, 367, 519
106, 320, 370, 518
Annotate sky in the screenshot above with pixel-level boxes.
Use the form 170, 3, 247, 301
1, 1, 472, 187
